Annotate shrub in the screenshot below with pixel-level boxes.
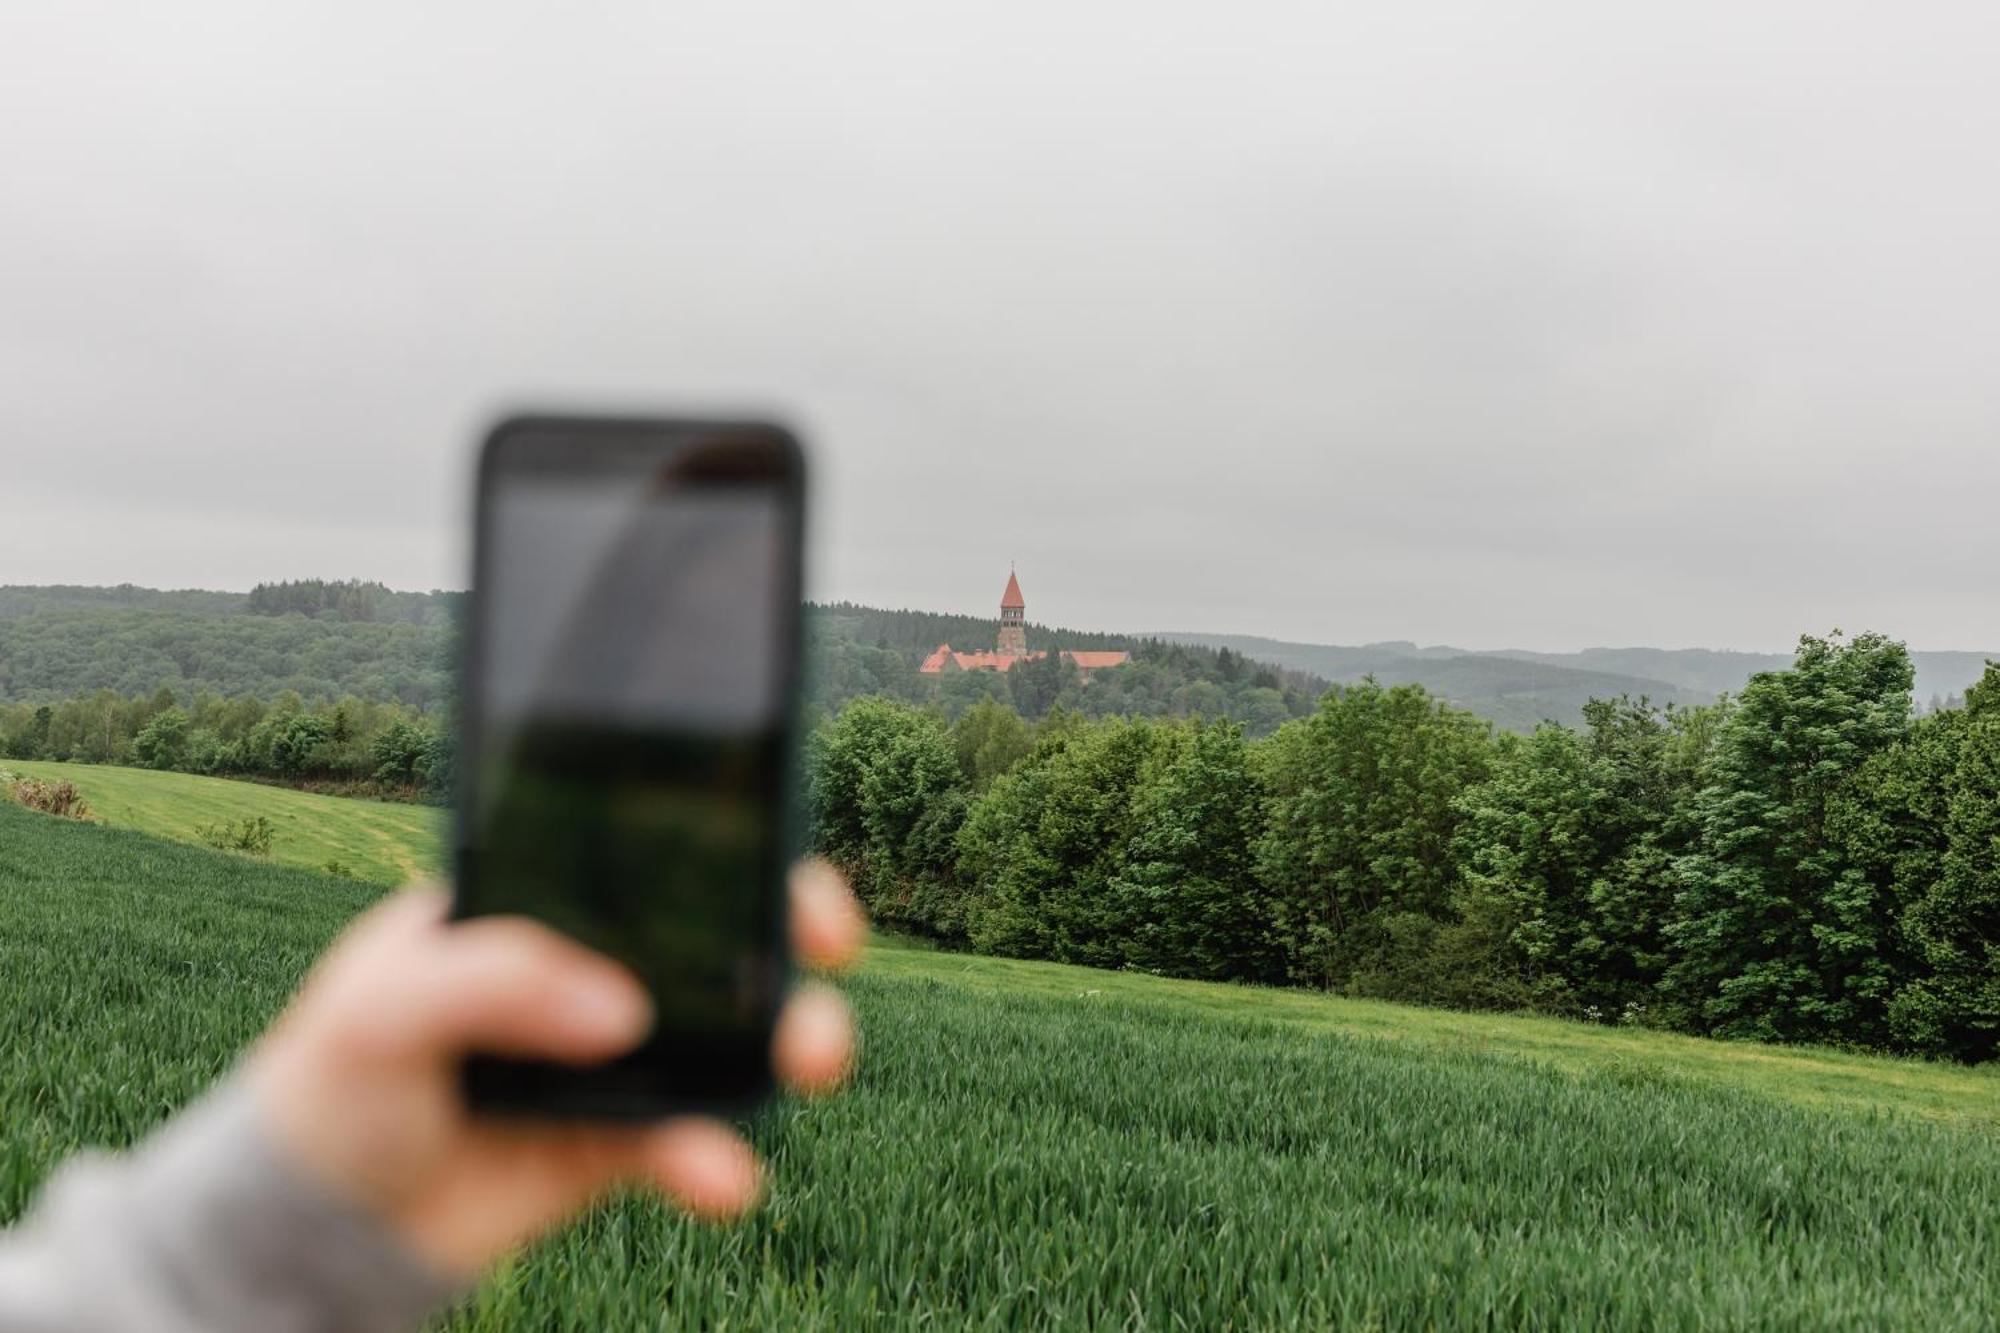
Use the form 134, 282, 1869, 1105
9, 777, 92, 820
196, 815, 276, 856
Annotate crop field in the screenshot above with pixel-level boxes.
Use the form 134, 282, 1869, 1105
0, 759, 442, 886
3, 798, 2000, 1328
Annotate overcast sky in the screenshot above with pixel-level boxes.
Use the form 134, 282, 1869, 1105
2, 3, 1995, 651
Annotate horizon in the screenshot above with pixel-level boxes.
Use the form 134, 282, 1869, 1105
9, 577, 1997, 659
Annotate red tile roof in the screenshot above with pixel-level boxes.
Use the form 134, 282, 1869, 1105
917, 644, 1131, 675
1000, 570, 1025, 609
1062, 651, 1131, 670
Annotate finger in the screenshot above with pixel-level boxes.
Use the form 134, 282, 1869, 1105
772, 982, 855, 1095
641, 1118, 762, 1220
789, 859, 866, 972
383, 915, 654, 1063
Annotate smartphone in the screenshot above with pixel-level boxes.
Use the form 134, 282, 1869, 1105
452, 414, 805, 1118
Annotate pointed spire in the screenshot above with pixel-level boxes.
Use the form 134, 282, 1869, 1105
1000, 567, 1025, 610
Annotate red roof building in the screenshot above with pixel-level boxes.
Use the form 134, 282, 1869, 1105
918, 571, 1130, 679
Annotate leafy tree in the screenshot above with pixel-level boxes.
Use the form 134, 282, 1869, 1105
1113, 722, 1279, 981
1889, 664, 2000, 1058
261, 712, 336, 777
131, 706, 192, 770
952, 698, 1035, 789
962, 719, 1181, 965
1255, 681, 1495, 988
1453, 724, 1607, 1012
369, 719, 433, 787
807, 698, 968, 933
1007, 651, 1076, 718
1664, 633, 1914, 1042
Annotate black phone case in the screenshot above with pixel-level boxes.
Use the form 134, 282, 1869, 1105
450, 412, 806, 1120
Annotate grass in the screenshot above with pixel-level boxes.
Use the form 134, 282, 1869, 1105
1, 759, 442, 886
861, 940, 2000, 1130
2, 798, 1998, 1327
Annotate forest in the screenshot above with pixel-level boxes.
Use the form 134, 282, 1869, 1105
0, 584, 1326, 795
807, 633, 2000, 1063
7, 583, 1997, 1064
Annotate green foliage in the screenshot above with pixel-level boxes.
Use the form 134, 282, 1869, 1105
803, 604, 1322, 736
1, 760, 441, 886
130, 705, 191, 769
1665, 634, 1916, 1043
950, 698, 1035, 789
0, 689, 449, 800
806, 633, 2000, 1063
1255, 681, 1496, 989
196, 814, 276, 856
1887, 664, 2000, 1059
0, 607, 454, 707
959, 719, 1182, 965
242, 578, 451, 624
1453, 697, 1723, 1018
807, 700, 970, 936
1111, 721, 1280, 981
9, 803, 2000, 1327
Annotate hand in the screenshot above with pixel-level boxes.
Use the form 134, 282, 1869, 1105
244, 860, 865, 1277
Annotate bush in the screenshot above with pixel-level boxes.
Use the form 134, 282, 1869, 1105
196, 815, 276, 856
9, 777, 92, 820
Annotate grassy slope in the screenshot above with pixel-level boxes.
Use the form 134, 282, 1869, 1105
4, 801, 2000, 1327
866, 940, 2000, 1128
1, 759, 442, 886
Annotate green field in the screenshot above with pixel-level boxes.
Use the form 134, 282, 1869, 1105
3, 798, 1999, 1328
1, 759, 442, 886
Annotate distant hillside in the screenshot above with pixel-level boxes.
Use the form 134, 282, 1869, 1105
0, 580, 458, 626
1485, 645, 1996, 712
0, 582, 458, 708
1160, 632, 1998, 729
6, 584, 1987, 733
805, 603, 1326, 734
0, 587, 1328, 736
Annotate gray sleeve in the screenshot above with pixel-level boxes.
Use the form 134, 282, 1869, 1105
0, 1080, 462, 1333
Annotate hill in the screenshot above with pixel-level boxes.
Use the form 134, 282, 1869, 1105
1, 761, 442, 885
4, 583, 1991, 734
0, 581, 459, 707
0, 587, 1329, 738
1163, 631, 1999, 729
3, 798, 1998, 1326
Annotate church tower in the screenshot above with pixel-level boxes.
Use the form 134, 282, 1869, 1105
997, 568, 1027, 656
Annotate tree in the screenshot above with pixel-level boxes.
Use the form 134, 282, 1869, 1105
952, 698, 1035, 789
1453, 724, 1606, 1012
131, 706, 191, 770
961, 719, 1181, 965
807, 699, 969, 934
1007, 652, 1075, 718
370, 719, 432, 787
1664, 633, 1914, 1042
1255, 681, 1495, 988
261, 712, 335, 777
1889, 663, 2000, 1059
1113, 722, 1279, 981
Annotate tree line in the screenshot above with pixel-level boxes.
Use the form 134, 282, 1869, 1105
808, 631, 1322, 736
0, 688, 452, 800
808, 632, 2000, 1063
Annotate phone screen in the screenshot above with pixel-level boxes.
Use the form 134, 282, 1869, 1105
455, 420, 800, 1115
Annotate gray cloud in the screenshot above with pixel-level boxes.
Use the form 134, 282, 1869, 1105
3, 1, 1995, 650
